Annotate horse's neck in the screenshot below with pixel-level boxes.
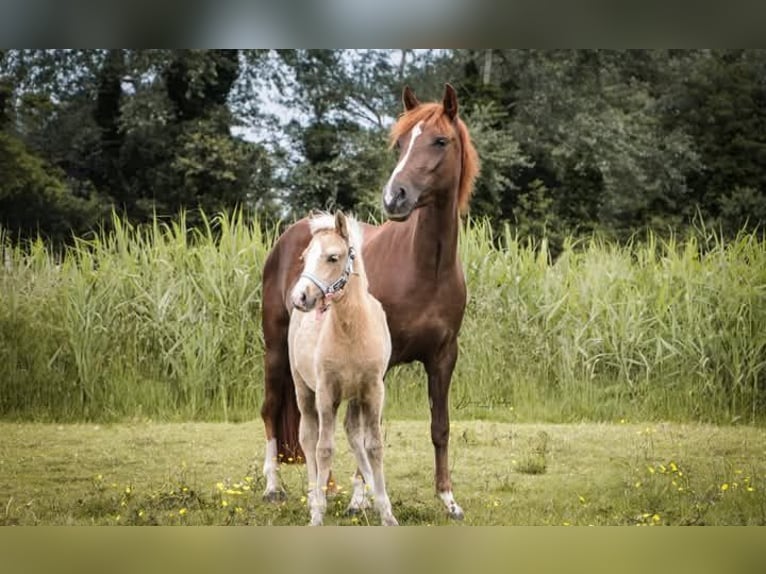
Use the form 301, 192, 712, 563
410, 188, 460, 277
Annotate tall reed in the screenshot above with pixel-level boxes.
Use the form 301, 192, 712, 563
0, 211, 272, 421
1, 213, 764, 423
451, 219, 766, 423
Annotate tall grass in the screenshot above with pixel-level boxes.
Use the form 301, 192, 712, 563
0, 211, 273, 421
453, 219, 766, 424
1, 213, 765, 423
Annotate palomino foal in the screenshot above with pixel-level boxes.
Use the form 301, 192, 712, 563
288, 211, 397, 526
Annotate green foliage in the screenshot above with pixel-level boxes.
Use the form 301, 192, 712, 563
3, 49, 766, 242
0, 132, 107, 241
0, 49, 272, 238
454, 219, 766, 424
0, 211, 272, 421
1, 214, 765, 424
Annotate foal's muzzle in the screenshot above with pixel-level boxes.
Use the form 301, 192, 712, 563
291, 281, 321, 312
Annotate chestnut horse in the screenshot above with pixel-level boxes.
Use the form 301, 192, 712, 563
260, 84, 479, 519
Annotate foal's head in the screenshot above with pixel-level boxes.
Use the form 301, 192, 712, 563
291, 211, 360, 312
383, 83, 479, 220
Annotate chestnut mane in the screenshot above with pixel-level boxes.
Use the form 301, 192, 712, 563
389, 102, 480, 214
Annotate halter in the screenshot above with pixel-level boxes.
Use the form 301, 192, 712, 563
300, 246, 356, 297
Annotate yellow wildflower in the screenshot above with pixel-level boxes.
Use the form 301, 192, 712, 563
721, 483, 729, 492
179, 508, 187, 516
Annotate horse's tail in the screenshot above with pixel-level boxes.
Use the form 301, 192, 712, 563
261, 220, 309, 465
276, 379, 303, 462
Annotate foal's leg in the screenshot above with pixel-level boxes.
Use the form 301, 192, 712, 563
311, 384, 339, 526
362, 383, 397, 526
344, 399, 374, 515
425, 338, 464, 520
293, 375, 319, 523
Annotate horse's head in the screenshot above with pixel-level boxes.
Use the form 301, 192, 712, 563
382, 83, 478, 221
291, 211, 356, 312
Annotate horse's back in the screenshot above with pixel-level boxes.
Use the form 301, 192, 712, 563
262, 219, 312, 337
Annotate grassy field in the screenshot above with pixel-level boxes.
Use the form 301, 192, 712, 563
1, 419, 764, 526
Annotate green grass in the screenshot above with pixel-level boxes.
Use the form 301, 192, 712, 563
1, 420, 764, 525
1, 212, 766, 424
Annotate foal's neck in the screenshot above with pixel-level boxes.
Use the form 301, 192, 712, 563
328, 262, 371, 336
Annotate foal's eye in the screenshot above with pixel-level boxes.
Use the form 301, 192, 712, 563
327, 254, 339, 263
434, 137, 449, 147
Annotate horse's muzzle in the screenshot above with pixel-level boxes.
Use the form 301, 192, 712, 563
383, 183, 417, 220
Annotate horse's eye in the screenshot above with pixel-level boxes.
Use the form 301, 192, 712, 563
434, 137, 449, 147
394, 140, 402, 152
327, 255, 339, 263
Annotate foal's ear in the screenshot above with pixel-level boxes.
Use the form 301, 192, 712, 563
403, 85, 420, 111
334, 210, 349, 241
443, 83, 458, 121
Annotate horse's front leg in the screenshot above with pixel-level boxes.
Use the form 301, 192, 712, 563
425, 338, 464, 520
311, 385, 339, 526
294, 377, 319, 520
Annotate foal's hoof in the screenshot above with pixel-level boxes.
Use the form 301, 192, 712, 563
262, 489, 287, 503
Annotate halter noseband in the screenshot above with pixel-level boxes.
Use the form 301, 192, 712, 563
300, 246, 356, 297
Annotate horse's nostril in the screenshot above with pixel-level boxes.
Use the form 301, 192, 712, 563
397, 187, 407, 200
300, 292, 307, 304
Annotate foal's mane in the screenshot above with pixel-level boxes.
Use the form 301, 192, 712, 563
389, 102, 480, 214
308, 212, 364, 254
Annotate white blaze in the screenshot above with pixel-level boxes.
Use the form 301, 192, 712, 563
384, 120, 424, 205
291, 239, 323, 302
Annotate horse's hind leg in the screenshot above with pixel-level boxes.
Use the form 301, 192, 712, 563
261, 346, 291, 502
362, 384, 398, 526
344, 399, 374, 515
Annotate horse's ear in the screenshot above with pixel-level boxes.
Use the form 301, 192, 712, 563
335, 210, 349, 240
403, 85, 420, 111
443, 83, 458, 121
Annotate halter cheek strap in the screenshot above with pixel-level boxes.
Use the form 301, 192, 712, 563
300, 246, 356, 297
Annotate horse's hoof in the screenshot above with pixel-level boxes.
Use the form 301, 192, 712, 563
448, 507, 465, 521
262, 490, 287, 503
